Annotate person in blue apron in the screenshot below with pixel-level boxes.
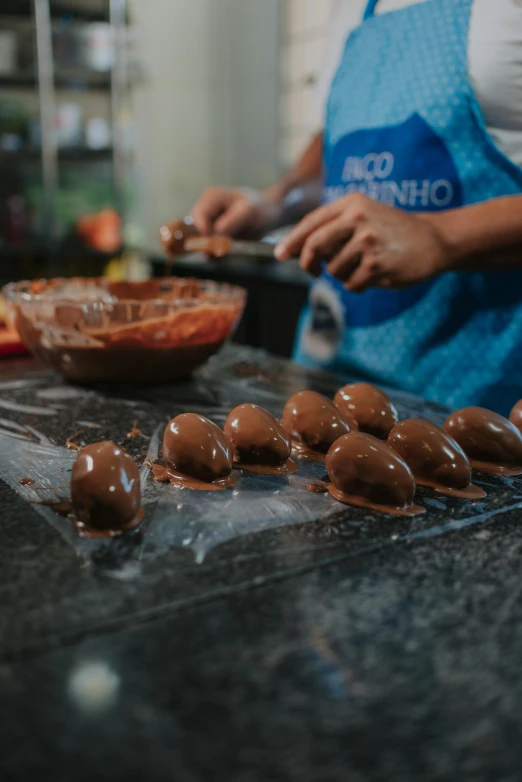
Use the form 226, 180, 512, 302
188, 0, 522, 415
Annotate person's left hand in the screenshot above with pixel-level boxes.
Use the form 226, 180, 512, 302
274, 194, 449, 292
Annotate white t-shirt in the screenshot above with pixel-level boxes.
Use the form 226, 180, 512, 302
317, 0, 522, 168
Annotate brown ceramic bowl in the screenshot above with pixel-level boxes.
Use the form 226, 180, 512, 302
2, 277, 246, 384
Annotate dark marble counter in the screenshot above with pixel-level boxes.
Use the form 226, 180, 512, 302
0, 347, 521, 781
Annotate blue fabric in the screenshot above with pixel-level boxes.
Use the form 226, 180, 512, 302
293, 0, 522, 415
363, 0, 380, 20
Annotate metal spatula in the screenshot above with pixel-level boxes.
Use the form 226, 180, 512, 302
184, 236, 279, 260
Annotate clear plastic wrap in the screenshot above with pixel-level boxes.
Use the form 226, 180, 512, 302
0, 346, 520, 578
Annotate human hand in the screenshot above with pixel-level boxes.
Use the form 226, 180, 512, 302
191, 186, 283, 238
275, 194, 449, 292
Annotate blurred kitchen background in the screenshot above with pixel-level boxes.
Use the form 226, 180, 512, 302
0, 0, 336, 356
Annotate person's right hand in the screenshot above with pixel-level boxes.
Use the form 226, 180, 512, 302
191, 186, 283, 238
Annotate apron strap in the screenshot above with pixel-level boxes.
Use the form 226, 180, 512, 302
363, 0, 380, 20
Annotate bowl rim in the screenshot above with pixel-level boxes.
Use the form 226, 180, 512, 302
1, 276, 247, 309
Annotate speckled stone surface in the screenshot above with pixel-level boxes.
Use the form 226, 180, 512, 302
0, 347, 521, 781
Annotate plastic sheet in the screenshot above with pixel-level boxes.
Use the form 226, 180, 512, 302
0, 347, 521, 579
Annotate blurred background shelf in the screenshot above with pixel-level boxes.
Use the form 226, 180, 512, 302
0, 0, 300, 356
0, 147, 113, 161
0, 0, 137, 280
0, 237, 127, 292
0, 0, 289, 359
0, 240, 121, 259
0, 70, 112, 90
0, 240, 46, 258
1, 0, 108, 23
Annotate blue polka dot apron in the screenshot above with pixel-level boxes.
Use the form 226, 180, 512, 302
293, 0, 522, 415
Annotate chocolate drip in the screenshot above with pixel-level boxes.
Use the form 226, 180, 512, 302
150, 463, 234, 491
159, 218, 198, 258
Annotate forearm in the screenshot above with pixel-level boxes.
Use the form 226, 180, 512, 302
427, 195, 522, 272
264, 132, 324, 226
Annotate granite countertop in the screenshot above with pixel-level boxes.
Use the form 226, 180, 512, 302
0, 346, 521, 782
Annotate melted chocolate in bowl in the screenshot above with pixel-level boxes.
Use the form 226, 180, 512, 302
155, 413, 234, 491
224, 404, 296, 475
326, 432, 425, 516
509, 399, 522, 434
387, 418, 486, 499
4, 277, 246, 384
71, 441, 143, 533
282, 391, 354, 460
444, 406, 522, 476
334, 382, 398, 439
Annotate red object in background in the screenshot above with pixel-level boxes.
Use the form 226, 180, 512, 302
76, 208, 122, 253
0, 327, 28, 358
0, 294, 28, 358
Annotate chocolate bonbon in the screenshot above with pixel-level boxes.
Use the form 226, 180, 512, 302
334, 382, 398, 439
71, 441, 143, 531
326, 432, 424, 516
282, 391, 354, 459
159, 217, 198, 257
154, 413, 234, 490
388, 418, 486, 499
224, 404, 296, 474
509, 399, 522, 435
444, 406, 522, 476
